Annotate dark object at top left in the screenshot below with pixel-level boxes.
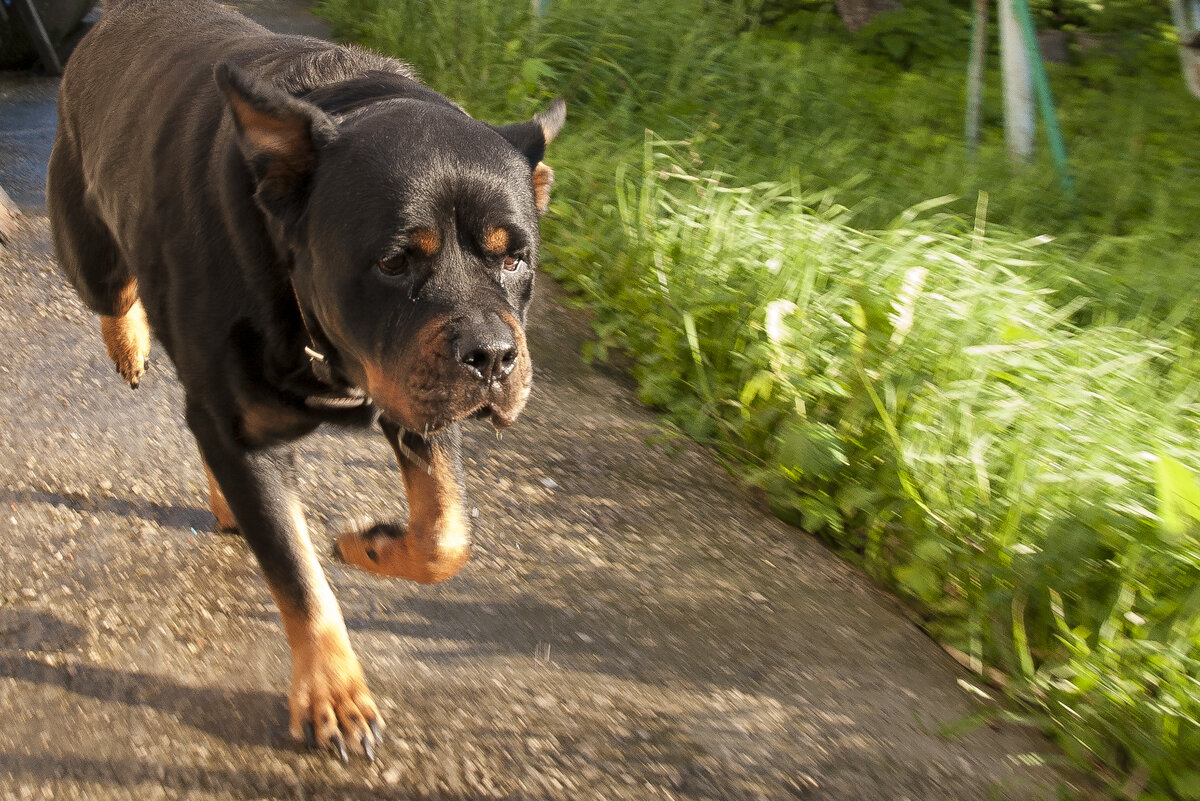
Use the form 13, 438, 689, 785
0, 0, 95, 71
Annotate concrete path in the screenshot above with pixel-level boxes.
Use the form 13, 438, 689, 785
0, 2, 1086, 800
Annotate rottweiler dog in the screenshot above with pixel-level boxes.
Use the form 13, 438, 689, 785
47, 0, 563, 761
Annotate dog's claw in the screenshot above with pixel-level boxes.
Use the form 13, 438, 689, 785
303, 721, 317, 750
370, 719, 384, 744
332, 733, 349, 763
362, 733, 375, 762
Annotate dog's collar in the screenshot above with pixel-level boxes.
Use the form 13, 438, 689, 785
288, 277, 370, 410
290, 291, 432, 474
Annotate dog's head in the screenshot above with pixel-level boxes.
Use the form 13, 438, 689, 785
215, 64, 565, 434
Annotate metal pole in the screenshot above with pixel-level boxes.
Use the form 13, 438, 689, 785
1171, 0, 1200, 99
1172, 0, 1189, 33
1012, 0, 1074, 197
7, 0, 63, 74
998, 0, 1033, 161
964, 0, 988, 155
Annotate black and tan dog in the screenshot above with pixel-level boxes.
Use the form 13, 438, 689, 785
47, 0, 563, 761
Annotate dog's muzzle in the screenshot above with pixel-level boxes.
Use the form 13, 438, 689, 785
453, 310, 519, 385
360, 309, 532, 435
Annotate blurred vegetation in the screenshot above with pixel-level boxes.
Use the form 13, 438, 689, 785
742, 0, 1172, 34
315, 0, 1200, 795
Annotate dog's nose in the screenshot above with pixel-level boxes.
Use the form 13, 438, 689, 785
456, 315, 518, 383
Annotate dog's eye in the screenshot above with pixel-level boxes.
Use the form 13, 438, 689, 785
378, 254, 409, 276
502, 256, 525, 272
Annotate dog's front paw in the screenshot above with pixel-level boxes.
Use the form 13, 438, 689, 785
290, 625, 384, 762
336, 520, 469, 584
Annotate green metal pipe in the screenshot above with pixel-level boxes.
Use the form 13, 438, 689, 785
1010, 0, 1075, 199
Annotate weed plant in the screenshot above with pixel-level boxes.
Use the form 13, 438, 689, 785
317, 0, 1200, 794
616, 146, 1200, 795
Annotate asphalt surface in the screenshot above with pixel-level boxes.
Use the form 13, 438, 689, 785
0, 2, 1089, 800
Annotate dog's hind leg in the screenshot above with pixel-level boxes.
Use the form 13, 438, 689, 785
47, 138, 151, 388
201, 454, 239, 532
99, 286, 151, 388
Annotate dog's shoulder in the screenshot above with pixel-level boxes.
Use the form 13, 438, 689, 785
93, 0, 267, 37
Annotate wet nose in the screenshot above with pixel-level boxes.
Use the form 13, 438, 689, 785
456, 314, 518, 383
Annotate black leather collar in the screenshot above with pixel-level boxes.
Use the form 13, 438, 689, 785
289, 277, 370, 410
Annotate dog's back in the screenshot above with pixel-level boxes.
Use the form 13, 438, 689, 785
55, 0, 291, 232
48, 0, 414, 383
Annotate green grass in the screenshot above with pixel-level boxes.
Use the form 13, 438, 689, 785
315, 0, 1200, 795
613, 151, 1200, 795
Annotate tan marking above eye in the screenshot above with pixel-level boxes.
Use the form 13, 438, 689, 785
483, 226, 509, 254
409, 228, 441, 257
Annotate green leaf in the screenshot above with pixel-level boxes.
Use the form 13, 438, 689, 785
797, 496, 841, 534
1156, 454, 1200, 541
775, 420, 848, 480
519, 58, 557, 85
913, 538, 948, 565
1170, 770, 1200, 800
738, 370, 776, 407
895, 564, 941, 605
836, 484, 880, 517
880, 33, 909, 61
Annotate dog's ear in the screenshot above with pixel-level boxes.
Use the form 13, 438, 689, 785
492, 99, 566, 214
214, 62, 337, 224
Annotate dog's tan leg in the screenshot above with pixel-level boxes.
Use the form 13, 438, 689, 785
202, 457, 239, 532
337, 422, 470, 583
99, 280, 150, 388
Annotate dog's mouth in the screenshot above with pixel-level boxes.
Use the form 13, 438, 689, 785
379, 396, 521, 436
368, 376, 529, 437
471, 402, 523, 430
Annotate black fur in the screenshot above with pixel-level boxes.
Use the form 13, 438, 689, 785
47, 0, 563, 753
